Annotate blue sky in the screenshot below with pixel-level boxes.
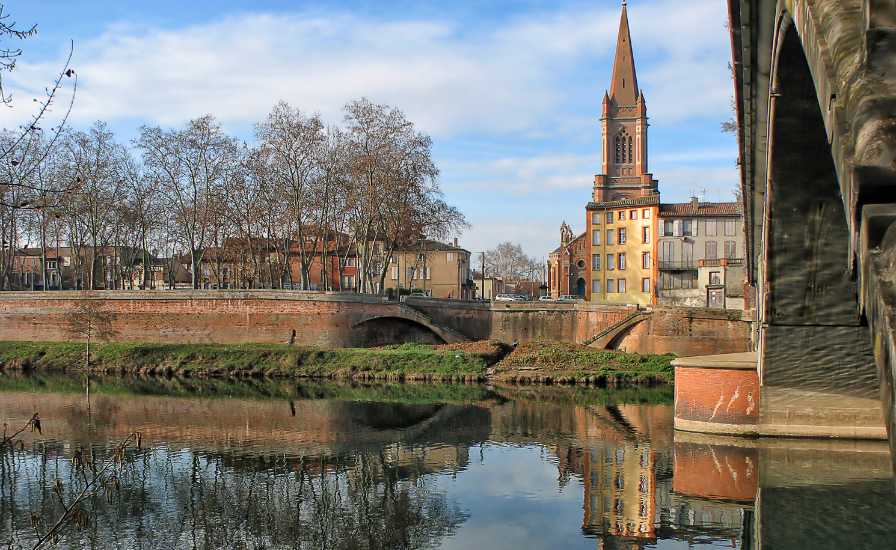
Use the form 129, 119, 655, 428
2, 0, 737, 259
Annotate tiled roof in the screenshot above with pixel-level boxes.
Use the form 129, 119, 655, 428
659, 202, 742, 217
587, 195, 660, 209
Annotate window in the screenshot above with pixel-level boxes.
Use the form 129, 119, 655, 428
641, 226, 650, 244
630, 210, 638, 220
407, 266, 417, 280
618, 211, 625, 221
391, 267, 398, 280
683, 242, 694, 265
618, 278, 626, 293
641, 278, 650, 293
593, 212, 601, 224
682, 219, 694, 236
618, 228, 626, 244
592, 254, 601, 270
607, 279, 616, 293
447, 252, 455, 262
592, 230, 601, 246
643, 209, 651, 219
705, 219, 717, 236
606, 212, 614, 224
607, 254, 616, 270
706, 241, 718, 260
642, 252, 650, 269
606, 229, 615, 245
725, 240, 736, 258
592, 279, 601, 293
662, 220, 674, 236
618, 253, 626, 270
423, 267, 431, 279
615, 129, 631, 163
709, 271, 722, 285
724, 219, 736, 236
345, 257, 357, 267
46, 260, 57, 270
417, 253, 426, 262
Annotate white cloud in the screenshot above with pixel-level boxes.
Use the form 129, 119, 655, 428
0, 0, 732, 137
446, 153, 595, 195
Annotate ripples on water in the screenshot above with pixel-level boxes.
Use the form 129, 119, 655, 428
0, 375, 893, 549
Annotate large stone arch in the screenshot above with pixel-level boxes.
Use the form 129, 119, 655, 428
742, 1, 896, 441
759, 13, 877, 399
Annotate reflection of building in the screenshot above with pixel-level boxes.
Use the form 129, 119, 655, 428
582, 442, 657, 545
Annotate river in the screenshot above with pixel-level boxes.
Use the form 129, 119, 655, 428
0, 374, 893, 549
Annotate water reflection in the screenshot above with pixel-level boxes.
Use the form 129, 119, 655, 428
0, 374, 892, 549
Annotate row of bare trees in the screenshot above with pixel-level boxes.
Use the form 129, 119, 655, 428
1, 99, 467, 292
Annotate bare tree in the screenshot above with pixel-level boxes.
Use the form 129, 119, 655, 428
257, 102, 326, 290
138, 116, 240, 289
65, 293, 117, 368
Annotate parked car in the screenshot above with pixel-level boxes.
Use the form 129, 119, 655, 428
495, 294, 522, 302
557, 294, 582, 302
538, 296, 555, 302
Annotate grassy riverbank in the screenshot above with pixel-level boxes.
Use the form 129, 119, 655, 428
492, 341, 675, 385
0, 340, 675, 385
0, 341, 503, 382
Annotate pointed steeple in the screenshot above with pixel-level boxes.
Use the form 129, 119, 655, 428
608, 1, 639, 105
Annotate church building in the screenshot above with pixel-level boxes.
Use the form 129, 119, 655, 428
547, 2, 743, 308
587, 1, 659, 305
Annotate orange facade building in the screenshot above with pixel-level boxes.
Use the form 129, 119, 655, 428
585, 3, 659, 305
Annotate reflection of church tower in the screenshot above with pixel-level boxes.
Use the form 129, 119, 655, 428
593, 2, 659, 203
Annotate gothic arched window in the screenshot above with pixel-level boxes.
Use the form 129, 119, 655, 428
615, 129, 630, 164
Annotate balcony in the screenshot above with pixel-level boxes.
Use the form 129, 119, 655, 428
659, 260, 696, 270
698, 258, 745, 268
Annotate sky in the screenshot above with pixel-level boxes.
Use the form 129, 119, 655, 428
0, 0, 738, 260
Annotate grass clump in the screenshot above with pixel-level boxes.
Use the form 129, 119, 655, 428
494, 340, 674, 385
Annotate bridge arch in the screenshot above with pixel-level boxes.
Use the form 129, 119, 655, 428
759, 12, 878, 398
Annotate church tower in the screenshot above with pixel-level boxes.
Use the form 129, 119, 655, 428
593, 1, 658, 202
585, 1, 659, 307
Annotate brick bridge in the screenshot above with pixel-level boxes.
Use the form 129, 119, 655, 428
674, 1, 896, 454
0, 291, 750, 356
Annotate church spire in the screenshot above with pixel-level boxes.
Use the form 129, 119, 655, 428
608, 1, 639, 105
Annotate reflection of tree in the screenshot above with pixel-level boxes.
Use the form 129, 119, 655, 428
2, 445, 467, 549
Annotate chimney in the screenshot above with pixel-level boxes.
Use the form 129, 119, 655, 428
453, 237, 458, 247
690, 196, 699, 209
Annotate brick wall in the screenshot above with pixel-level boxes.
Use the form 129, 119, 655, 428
408, 298, 751, 357
0, 292, 752, 355
0, 291, 403, 347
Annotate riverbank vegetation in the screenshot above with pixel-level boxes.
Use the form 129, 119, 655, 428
492, 341, 675, 385
0, 340, 675, 385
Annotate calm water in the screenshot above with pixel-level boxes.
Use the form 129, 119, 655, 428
0, 374, 893, 549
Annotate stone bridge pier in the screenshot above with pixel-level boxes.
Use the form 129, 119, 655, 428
677, 0, 896, 456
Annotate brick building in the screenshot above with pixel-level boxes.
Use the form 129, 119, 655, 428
548, 3, 745, 309
547, 222, 587, 298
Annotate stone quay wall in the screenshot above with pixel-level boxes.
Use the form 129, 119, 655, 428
0, 292, 751, 355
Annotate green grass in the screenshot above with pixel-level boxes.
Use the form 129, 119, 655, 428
495, 340, 675, 385
0, 341, 490, 381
